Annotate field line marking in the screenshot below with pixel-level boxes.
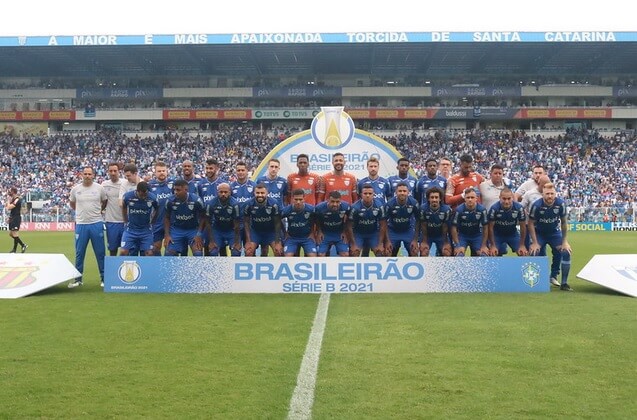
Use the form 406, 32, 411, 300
287, 293, 331, 420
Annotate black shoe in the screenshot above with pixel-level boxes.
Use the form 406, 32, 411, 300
560, 283, 573, 291
9, 249, 16, 253
21, 244, 28, 253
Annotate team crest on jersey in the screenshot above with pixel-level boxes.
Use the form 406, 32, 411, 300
188, 204, 194, 210
328, 180, 334, 186
276, 182, 283, 189
308, 178, 314, 185
553, 208, 559, 214
168, 182, 173, 189
266, 208, 272, 214
407, 207, 413, 214
147, 201, 152, 207
339, 211, 346, 218
372, 209, 379, 216
248, 186, 254, 193
512, 211, 518, 218
304, 213, 310, 219
344, 179, 350, 186
227, 207, 233, 214
522, 262, 541, 288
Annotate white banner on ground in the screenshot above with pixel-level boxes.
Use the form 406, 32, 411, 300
0, 254, 80, 298
577, 254, 637, 297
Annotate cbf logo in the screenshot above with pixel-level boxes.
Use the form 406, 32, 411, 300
118, 261, 141, 284
310, 106, 355, 149
522, 262, 541, 288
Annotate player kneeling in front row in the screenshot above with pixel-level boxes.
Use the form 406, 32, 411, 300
348, 184, 387, 257
450, 187, 489, 256
164, 179, 205, 256
120, 182, 158, 256
487, 188, 528, 256
416, 187, 452, 256
244, 184, 283, 257
281, 189, 318, 257
314, 191, 352, 257
201, 183, 242, 256
527, 183, 573, 291
384, 182, 420, 256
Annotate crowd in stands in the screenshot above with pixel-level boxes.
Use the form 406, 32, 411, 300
0, 127, 634, 223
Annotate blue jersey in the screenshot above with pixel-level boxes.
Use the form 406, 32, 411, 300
149, 178, 174, 230
349, 199, 386, 235
281, 204, 315, 238
357, 176, 390, 203
205, 196, 241, 232
231, 180, 257, 218
244, 197, 280, 233
488, 201, 526, 237
123, 190, 158, 231
419, 203, 452, 238
314, 201, 350, 234
529, 197, 567, 235
384, 196, 419, 233
165, 192, 205, 230
198, 178, 224, 207
415, 175, 447, 205
256, 175, 288, 208
452, 203, 488, 237
181, 177, 201, 195
387, 175, 418, 197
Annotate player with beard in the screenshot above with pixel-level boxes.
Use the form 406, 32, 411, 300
180, 160, 200, 194
446, 154, 485, 210
244, 184, 283, 257
231, 162, 257, 251
515, 165, 546, 202
101, 162, 124, 256
528, 183, 573, 291
450, 187, 489, 256
357, 156, 390, 204
417, 187, 452, 257
319, 152, 358, 204
201, 183, 242, 256
149, 161, 173, 256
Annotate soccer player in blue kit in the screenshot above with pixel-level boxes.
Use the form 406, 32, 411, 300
120, 181, 158, 256
527, 182, 573, 291
163, 179, 205, 256
388, 157, 418, 197
450, 187, 489, 256
244, 184, 283, 257
256, 158, 288, 208
231, 162, 256, 246
384, 182, 420, 256
347, 184, 387, 257
417, 187, 452, 256
149, 161, 173, 255
314, 191, 352, 257
357, 157, 390, 203
415, 158, 447, 206
201, 182, 242, 256
281, 189, 317, 257
487, 188, 528, 256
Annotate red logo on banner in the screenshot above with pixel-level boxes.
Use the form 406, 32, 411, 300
0, 266, 38, 289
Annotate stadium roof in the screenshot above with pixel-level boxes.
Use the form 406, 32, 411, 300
2, 42, 636, 79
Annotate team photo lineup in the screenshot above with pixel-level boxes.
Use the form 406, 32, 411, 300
53, 137, 582, 291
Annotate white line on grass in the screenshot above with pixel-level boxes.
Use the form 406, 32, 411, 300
287, 293, 331, 420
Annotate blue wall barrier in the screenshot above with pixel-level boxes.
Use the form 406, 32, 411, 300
105, 257, 549, 294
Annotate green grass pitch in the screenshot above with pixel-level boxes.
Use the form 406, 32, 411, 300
1, 231, 635, 418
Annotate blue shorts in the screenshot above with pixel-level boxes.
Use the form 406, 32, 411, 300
354, 232, 380, 250
152, 224, 165, 243
285, 237, 317, 255
388, 229, 413, 252
121, 229, 153, 253
458, 234, 486, 256
167, 227, 198, 254
426, 236, 447, 256
105, 222, 125, 251
535, 231, 563, 253
318, 232, 349, 255
494, 234, 522, 254
251, 231, 275, 248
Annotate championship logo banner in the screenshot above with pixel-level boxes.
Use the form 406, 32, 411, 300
253, 106, 408, 180
0, 254, 81, 299
105, 257, 549, 294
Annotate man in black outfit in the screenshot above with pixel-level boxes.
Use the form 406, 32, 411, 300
7, 187, 28, 253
